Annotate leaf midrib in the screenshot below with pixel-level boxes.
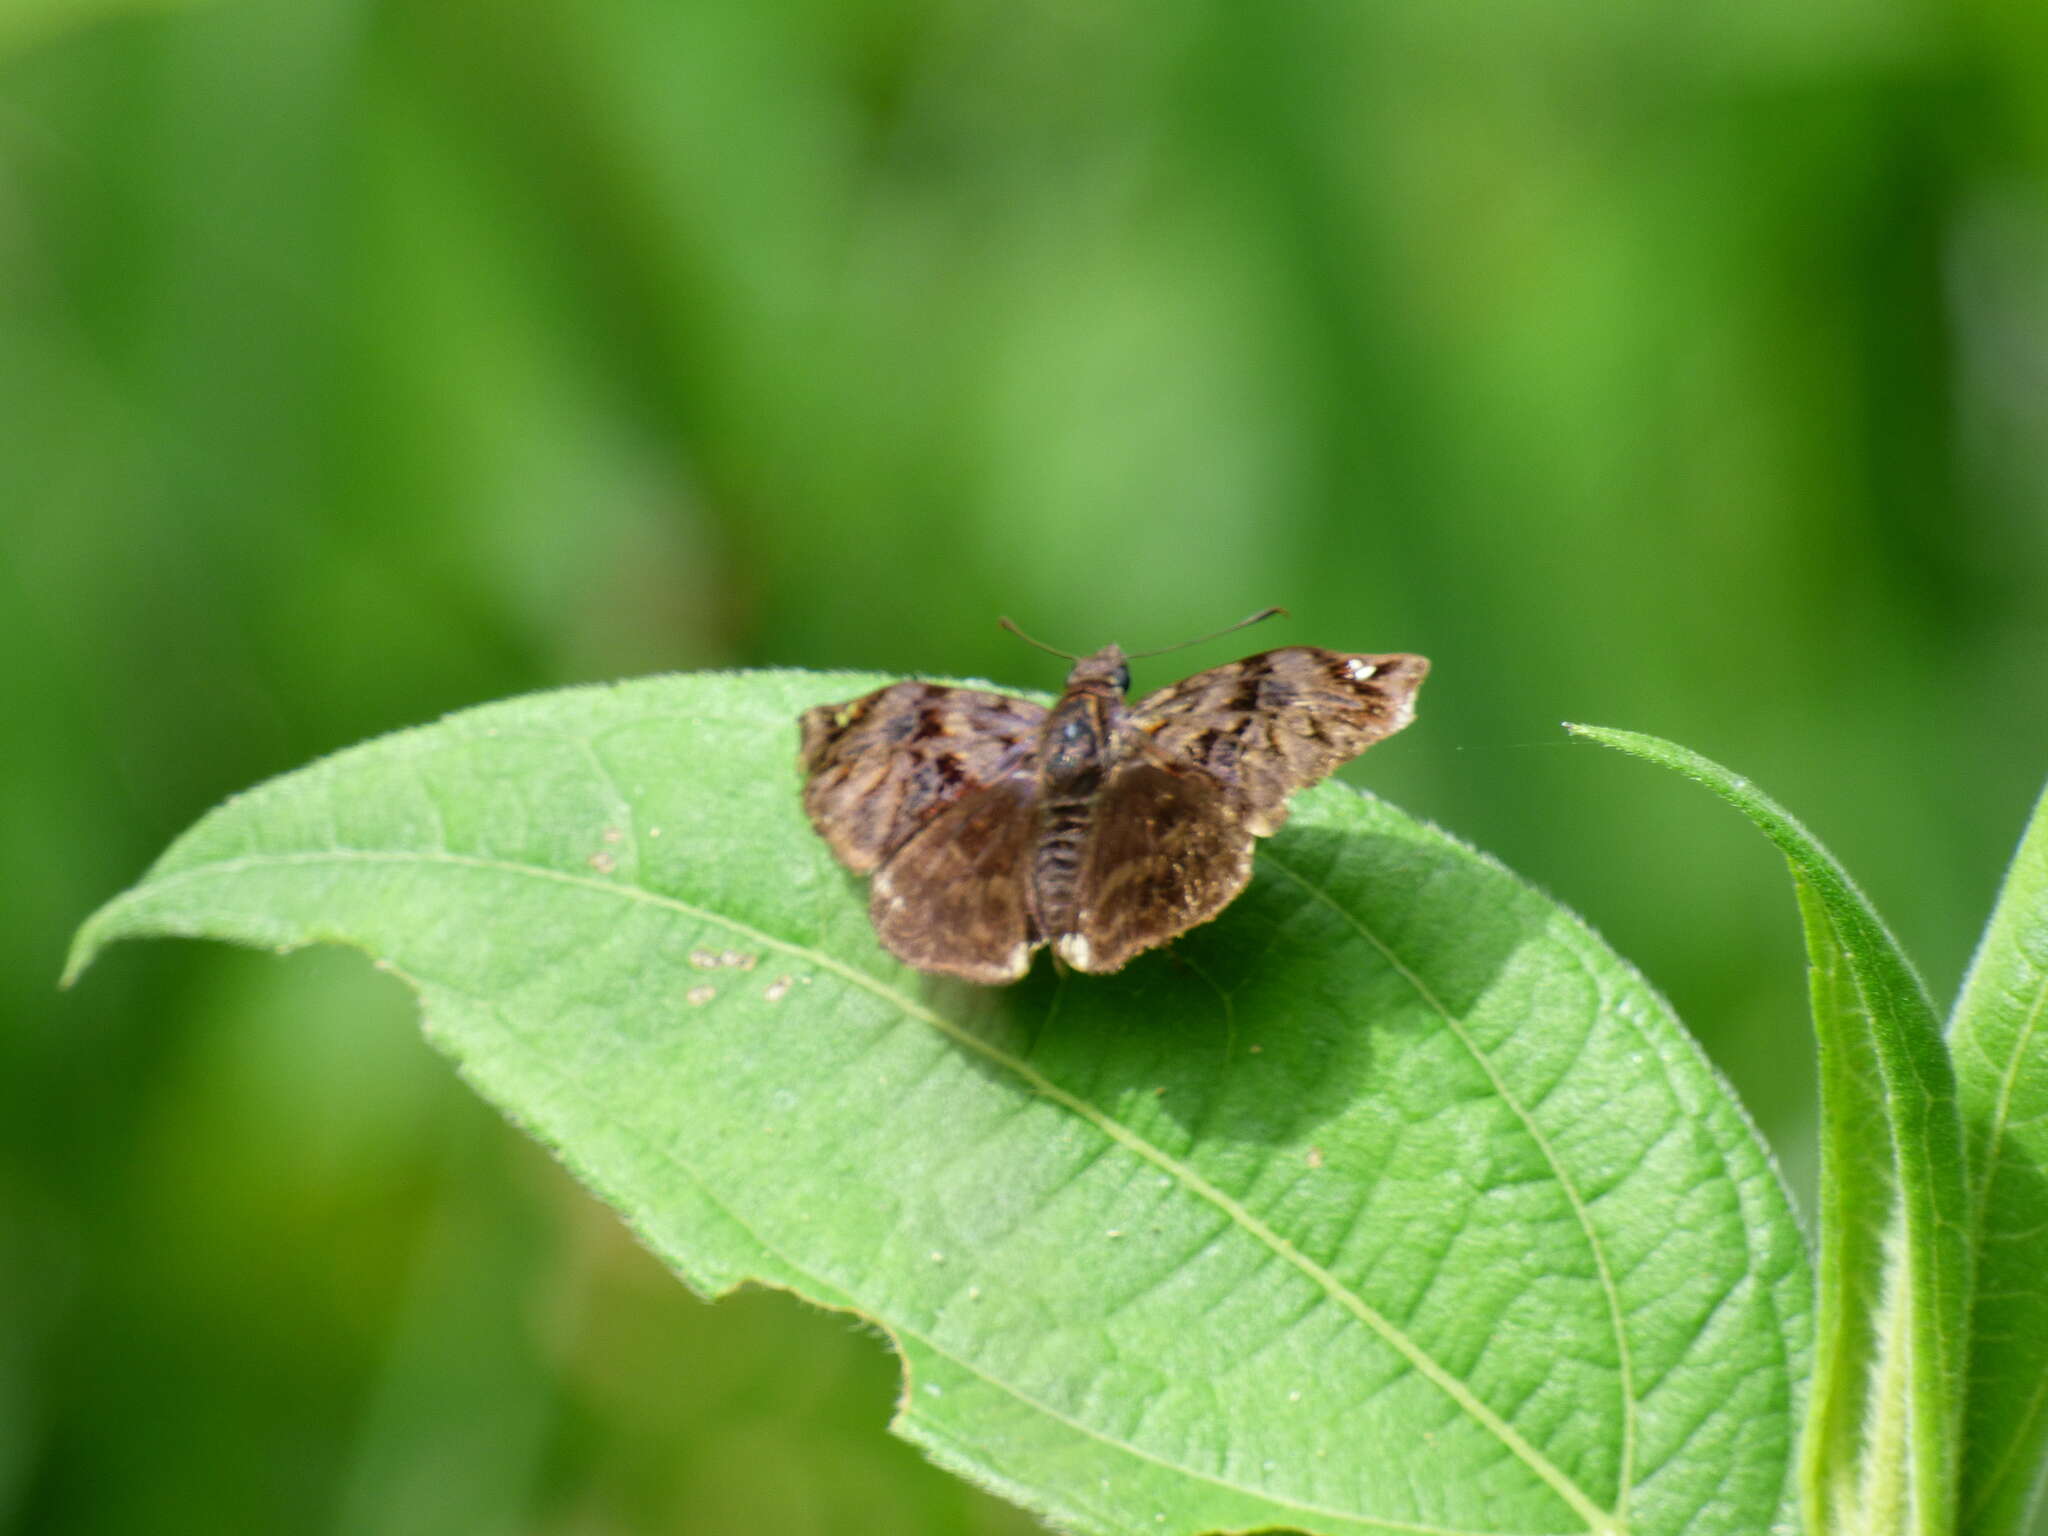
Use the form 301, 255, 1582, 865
1261, 850, 1641, 1512
1804, 874, 1961, 1536
1965, 969, 2048, 1218
399, 954, 1587, 1536
81, 843, 1617, 1534
1958, 966, 2048, 1523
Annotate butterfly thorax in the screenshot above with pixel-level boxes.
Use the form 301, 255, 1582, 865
1030, 647, 1133, 935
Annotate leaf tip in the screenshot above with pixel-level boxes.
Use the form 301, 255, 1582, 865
61, 919, 106, 991
61, 891, 136, 990
1562, 721, 1637, 751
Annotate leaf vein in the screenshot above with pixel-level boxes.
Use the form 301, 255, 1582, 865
111, 843, 1615, 1533
1259, 849, 1635, 1529
397, 957, 1589, 1536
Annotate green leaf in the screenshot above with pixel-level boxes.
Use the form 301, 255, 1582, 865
1951, 780, 2048, 1536
1568, 724, 1966, 1536
69, 673, 1809, 1536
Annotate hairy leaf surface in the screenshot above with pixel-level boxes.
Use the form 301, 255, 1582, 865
1952, 780, 2048, 1536
1571, 724, 1963, 1536
71, 674, 1810, 1536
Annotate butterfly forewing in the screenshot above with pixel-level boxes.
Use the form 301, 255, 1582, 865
800, 682, 1046, 873
1129, 648, 1428, 835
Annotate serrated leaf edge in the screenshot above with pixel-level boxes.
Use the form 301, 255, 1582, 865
73, 838, 1623, 1535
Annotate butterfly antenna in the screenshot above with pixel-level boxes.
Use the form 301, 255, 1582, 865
997, 616, 1080, 661
1126, 606, 1288, 661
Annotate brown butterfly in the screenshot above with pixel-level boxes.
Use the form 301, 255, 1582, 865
799, 613, 1428, 985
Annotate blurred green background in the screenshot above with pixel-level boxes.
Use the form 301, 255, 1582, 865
6, 0, 2047, 1531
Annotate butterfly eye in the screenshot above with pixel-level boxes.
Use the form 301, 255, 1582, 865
1111, 664, 1131, 693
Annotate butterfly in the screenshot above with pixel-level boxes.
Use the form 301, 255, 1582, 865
799, 620, 1428, 985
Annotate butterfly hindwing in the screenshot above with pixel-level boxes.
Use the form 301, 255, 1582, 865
1057, 761, 1254, 974
869, 778, 1041, 985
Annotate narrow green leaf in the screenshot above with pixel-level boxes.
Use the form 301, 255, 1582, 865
1951, 780, 2048, 1536
1567, 724, 1966, 1536
70, 675, 1810, 1536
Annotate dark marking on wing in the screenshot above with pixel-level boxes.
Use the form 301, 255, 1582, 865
799, 683, 1045, 874
1128, 648, 1428, 836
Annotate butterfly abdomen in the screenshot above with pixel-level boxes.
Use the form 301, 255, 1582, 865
1029, 793, 1093, 935
1031, 688, 1119, 936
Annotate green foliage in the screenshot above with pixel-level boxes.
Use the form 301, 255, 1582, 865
1571, 729, 2048, 1536
71, 673, 1813, 1536
1951, 787, 2048, 1536
11, 0, 2048, 1528
1571, 728, 1970, 1536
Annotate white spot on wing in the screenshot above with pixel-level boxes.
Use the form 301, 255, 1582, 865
1057, 935, 1094, 969
1342, 656, 1378, 681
